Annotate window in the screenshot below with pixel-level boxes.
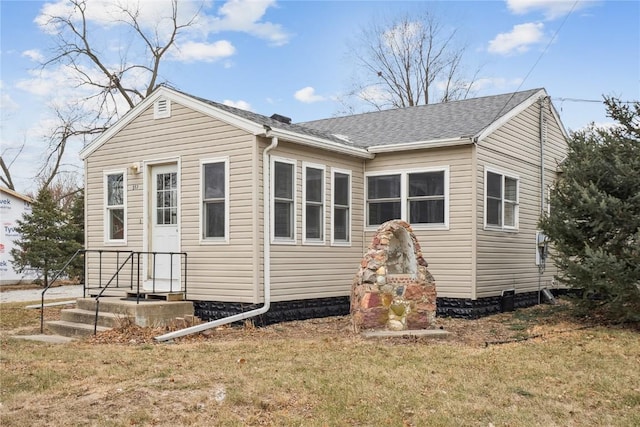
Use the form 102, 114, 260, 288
272, 158, 295, 242
201, 159, 228, 241
485, 168, 519, 229
332, 169, 351, 244
105, 171, 125, 242
156, 171, 177, 225
407, 171, 445, 224
303, 163, 324, 243
366, 168, 448, 228
367, 174, 401, 226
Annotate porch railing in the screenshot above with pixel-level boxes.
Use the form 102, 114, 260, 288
39, 249, 188, 334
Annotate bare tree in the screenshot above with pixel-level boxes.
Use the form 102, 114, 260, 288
346, 11, 479, 111
28, 0, 200, 186
1, 141, 26, 190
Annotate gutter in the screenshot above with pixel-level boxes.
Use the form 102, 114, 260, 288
268, 127, 373, 159
155, 132, 278, 341
368, 137, 473, 153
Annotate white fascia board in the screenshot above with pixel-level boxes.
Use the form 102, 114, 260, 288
546, 98, 571, 141
474, 89, 547, 143
80, 86, 369, 160
169, 90, 265, 135
80, 86, 267, 160
269, 128, 374, 159
367, 137, 473, 153
79, 90, 161, 159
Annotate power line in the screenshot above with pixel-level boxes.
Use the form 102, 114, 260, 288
553, 97, 637, 104
490, 0, 579, 123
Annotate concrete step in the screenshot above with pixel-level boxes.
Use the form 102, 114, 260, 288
75, 297, 194, 327
46, 320, 111, 337
60, 308, 131, 328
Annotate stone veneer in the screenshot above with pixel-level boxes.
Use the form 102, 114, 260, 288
351, 220, 437, 332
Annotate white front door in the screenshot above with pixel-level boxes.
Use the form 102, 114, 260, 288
147, 163, 180, 292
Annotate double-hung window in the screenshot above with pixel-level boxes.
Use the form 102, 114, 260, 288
105, 171, 126, 242
485, 168, 519, 230
303, 163, 324, 243
366, 168, 448, 228
272, 158, 295, 242
332, 169, 351, 244
407, 171, 446, 224
201, 159, 228, 242
367, 174, 401, 226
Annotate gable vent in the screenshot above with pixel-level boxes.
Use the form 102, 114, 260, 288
154, 98, 171, 119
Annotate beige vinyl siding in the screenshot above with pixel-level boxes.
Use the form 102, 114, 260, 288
85, 101, 258, 302
266, 140, 366, 301
475, 100, 567, 298
364, 145, 474, 299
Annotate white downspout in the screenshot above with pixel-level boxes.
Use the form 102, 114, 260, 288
155, 134, 278, 341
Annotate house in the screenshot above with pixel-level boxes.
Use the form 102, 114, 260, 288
0, 187, 37, 286
79, 86, 568, 321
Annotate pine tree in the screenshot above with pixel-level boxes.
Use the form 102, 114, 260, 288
539, 98, 640, 322
10, 186, 82, 288
68, 189, 85, 282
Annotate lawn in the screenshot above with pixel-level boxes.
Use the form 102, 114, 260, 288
0, 299, 639, 426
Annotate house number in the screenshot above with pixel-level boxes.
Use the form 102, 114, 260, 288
128, 184, 140, 191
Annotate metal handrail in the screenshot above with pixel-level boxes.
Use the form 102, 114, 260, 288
93, 251, 188, 334
39, 248, 188, 335
40, 249, 85, 333
93, 252, 135, 334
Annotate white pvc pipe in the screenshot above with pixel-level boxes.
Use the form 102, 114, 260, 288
155, 134, 278, 341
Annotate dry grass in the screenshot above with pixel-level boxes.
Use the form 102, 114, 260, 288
1, 299, 639, 426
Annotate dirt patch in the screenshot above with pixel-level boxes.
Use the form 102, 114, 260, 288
83, 298, 606, 347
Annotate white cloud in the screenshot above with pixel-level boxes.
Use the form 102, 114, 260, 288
169, 40, 236, 62
469, 77, 525, 91
294, 87, 326, 103
210, 0, 291, 46
488, 22, 545, 55
223, 99, 252, 111
506, 0, 593, 20
0, 81, 20, 113
35, 0, 291, 54
22, 49, 45, 62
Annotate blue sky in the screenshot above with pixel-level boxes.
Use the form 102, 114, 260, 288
1, 0, 639, 194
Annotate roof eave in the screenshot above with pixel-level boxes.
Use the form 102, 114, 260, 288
473, 88, 548, 143
268, 128, 374, 159
80, 86, 370, 160
367, 137, 474, 153
0, 186, 33, 203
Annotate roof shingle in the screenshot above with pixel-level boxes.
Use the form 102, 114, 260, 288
299, 88, 543, 148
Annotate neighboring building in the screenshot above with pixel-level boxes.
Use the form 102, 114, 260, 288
0, 187, 37, 286
79, 86, 568, 320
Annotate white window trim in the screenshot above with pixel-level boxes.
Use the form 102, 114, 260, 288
331, 168, 352, 246
302, 162, 325, 245
484, 166, 520, 232
271, 156, 297, 245
199, 157, 229, 244
364, 166, 449, 231
103, 169, 127, 244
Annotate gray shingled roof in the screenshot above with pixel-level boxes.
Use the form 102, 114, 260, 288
299, 88, 543, 148
177, 87, 542, 150
186, 92, 354, 146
